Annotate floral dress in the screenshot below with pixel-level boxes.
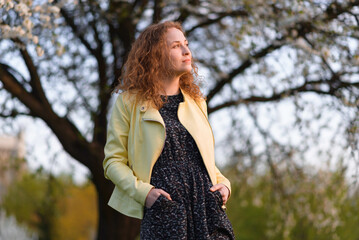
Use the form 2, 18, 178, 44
140, 93, 235, 240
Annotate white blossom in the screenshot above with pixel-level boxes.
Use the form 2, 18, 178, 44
14, 26, 26, 37
56, 44, 65, 56
15, 3, 31, 16
0, 0, 61, 48
354, 55, 359, 65
32, 35, 39, 44
0, 25, 11, 35
39, 14, 51, 23
33, 5, 43, 12
36, 46, 44, 57
48, 6, 60, 13
23, 17, 33, 30
5, 1, 14, 10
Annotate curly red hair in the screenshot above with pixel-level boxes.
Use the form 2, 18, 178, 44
114, 21, 204, 108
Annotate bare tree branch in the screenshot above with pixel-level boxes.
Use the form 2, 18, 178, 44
206, 40, 284, 103
186, 8, 248, 34
206, 1, 359, 105
349, 11, 359, 26
152, 0, 163, 23
175, 0, 201, 23
56, 2, 113, 145
209, 78, 359, 114
0, 63, 45, 115
12, 39, 53, 111
0, 63, 101, 170
88, 7, 104, 55
302, 35, 336, 76
0, 110, 32, 118
247, 106, 286, 197
59, 6, 97, 56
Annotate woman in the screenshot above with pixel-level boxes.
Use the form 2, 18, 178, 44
103, 21, 235, 239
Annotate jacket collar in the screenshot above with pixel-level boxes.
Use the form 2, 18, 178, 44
140, 88, 193, 112
140, 88, 192, 125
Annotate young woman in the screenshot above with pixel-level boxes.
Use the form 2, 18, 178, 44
103, 21, 235, 239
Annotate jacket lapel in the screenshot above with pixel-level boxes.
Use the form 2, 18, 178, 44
140, 89, 214, 161
141, 104, 165, 126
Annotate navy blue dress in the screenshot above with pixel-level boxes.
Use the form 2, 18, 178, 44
140, 93, 235, 240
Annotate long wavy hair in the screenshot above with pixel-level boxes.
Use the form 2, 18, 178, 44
114, 21, 204, 108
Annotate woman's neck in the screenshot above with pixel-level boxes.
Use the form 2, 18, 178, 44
162, 76, 180, 96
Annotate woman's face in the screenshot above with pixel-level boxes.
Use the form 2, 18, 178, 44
165, 27, 192, 76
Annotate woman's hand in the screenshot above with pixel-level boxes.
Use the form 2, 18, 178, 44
145, 188, 172, 208
210, 183, 230, 205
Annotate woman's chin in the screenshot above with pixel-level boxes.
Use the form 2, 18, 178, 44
182, 67, 193, 74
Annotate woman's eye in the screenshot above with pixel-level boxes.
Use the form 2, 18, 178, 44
171, 43, 189, 48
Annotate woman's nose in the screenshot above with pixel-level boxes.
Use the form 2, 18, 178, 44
182, 46, 190, 55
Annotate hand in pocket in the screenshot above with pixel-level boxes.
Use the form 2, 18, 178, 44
145, 188, 172, 208
209, 183, 230, 205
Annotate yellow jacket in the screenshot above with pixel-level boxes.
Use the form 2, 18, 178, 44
103, 89, 231, 219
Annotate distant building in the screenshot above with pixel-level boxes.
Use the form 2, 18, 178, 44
0, 131, 26, 202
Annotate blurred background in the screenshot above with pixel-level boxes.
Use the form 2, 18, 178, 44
1, 0, 359, 239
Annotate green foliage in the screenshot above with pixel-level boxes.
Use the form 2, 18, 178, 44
54, 181, 97, 240
1, 171, 64, 239
1, 171, 97, 240
225, 166, 359, 240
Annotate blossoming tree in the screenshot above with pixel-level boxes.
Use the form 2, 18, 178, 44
1, 0, 359, 239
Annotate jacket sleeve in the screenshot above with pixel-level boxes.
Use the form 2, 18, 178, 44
215, 166, 231, 198
103, 94, 154, 206
200, 99, 232, 198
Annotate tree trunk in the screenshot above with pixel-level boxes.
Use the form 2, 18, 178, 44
93, 168, 141, 240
